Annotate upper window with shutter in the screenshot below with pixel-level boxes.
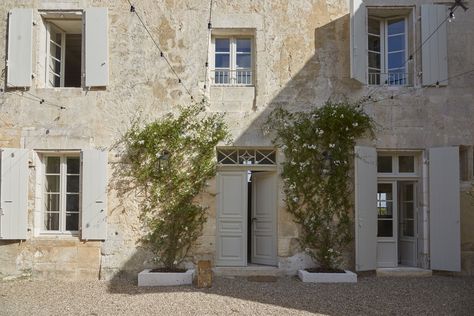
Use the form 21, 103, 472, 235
350, 1, 447, 87
6, 8, 109, 89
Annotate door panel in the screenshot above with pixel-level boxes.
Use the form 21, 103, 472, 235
216, 172, 247, 266
251, 172, 277, 265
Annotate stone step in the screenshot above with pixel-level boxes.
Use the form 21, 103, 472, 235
376, 267, 432, 277
213, 266, 283, 277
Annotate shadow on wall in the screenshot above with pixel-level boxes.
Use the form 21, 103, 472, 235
106, 13, 359, 286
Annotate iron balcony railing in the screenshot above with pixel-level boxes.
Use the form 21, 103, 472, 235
368, 72, 408, 86
212, 69, 253, 86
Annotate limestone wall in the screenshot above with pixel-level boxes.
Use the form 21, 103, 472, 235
0, 0, 473, 280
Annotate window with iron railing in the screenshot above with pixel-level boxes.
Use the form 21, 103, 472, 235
212, 37, 253, 86
368, 16, 408, 86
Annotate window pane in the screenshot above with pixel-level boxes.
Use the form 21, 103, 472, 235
377, 156, 392, 173
64, 34, 82, 88
215, 54, 230, 68
378, 201, 393, 217
66, 213, 79, 231
378, 220, 393, 237
404, 183, 414, 201
67, 157, 80, 174
46, 175, 60, 192
66, 194, 79, 212
67, 175, 80, 193
236, 54, 251, 68
368, 52, 381, 69
368, 18, 380, 34
404, 202, 414, 219
368, 35, 381, 52
388, 51, 404, 69
388, 18, 405, 35
46, 157, 60, 173
399, 156, 415, 173
44, 213, 59, 231
236, 39, 251, 53
403, 219, 414, 237
215, 39, 230, 52
388, 34, 405, 52
45, 194, 60, 212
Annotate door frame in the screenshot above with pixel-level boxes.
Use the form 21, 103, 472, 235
216, 165, 278, 267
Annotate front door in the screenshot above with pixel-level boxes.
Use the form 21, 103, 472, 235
251, 172, 277, 265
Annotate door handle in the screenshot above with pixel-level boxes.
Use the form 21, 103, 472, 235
252, 217, 258, 222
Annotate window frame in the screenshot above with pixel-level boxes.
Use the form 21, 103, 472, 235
367, 15, 409, 86
40, 10, 83, 88
211, 36, 254, 86
41, 154, 81, 236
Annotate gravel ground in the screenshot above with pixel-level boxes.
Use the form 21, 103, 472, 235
1, 275, 473, 316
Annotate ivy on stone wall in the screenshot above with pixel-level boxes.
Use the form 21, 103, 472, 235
265, 100, 374, 271
122, 102, 230, 271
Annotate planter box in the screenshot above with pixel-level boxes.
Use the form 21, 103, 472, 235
298, 269, 357, 283
138, 269, 195, 286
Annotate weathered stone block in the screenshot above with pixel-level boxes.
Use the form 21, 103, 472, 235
195, 260, 212, 288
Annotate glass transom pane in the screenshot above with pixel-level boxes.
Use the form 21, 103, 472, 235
399, 156, 415, 173
377, 156, 392, 173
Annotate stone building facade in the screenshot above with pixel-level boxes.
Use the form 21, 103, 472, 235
0, 0, 473, 280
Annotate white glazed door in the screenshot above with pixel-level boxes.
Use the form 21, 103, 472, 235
398, 182, 417, 266
251, 172, 277, 266
376, 181, 398, 267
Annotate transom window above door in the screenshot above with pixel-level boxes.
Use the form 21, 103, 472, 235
217, 148, 276, 165
377, 153, 418, 175
212, 36, 253, 86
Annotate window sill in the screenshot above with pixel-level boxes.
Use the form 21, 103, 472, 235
35, 232, 80, 240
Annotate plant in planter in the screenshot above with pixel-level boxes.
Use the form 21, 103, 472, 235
121, 102, 230, 285
265, 99, 374, 282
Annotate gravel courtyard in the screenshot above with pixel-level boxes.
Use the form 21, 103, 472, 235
1, 275, 473, 315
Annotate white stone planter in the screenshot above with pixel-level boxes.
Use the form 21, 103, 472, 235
298, 269, 357, 283
138, 269, 195, 286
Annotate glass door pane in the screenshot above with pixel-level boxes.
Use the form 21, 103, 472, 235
377, 183, 394, 237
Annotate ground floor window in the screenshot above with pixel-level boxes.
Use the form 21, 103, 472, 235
43, 155, 80, 233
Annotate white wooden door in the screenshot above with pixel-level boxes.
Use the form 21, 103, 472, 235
355, 146, 377, 271
216, 171, 248, 266
251, 172, 277, 266
429, 147, 461, 271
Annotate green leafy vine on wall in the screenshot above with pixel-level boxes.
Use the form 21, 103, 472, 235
265, 100, 375, 271
122, 102, 230, 271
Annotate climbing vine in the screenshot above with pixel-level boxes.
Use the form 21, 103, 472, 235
265, 100, 374, 271
122, 102, 230, 271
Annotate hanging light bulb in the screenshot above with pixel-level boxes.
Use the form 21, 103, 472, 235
448, 10, 455, 22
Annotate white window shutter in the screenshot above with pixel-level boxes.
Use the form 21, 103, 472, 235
0, 148, 29, 240
421, 5, 448, 86
354, 146, 377, 271
350, 0, 367, 84
84, 8, 109, 87
7, 9, 33, 88
81, 149, 108, 240
429, 147, 460, 271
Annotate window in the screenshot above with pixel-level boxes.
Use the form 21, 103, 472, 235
43, 155, 80, 233
6, 8, 108, 89
212, 37, 253, 86
44, 16, 83, 87
368, 16, 407, 85
377, 153, 417, 175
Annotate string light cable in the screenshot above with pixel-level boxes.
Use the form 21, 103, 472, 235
3, 84, 66, 110
362, 67, 474, 106
126, 0, 194, 100
202, 0, 214, 92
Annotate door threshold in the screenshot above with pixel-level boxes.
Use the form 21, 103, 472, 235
376, 267, 432, 277
213, 265, 282, 277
